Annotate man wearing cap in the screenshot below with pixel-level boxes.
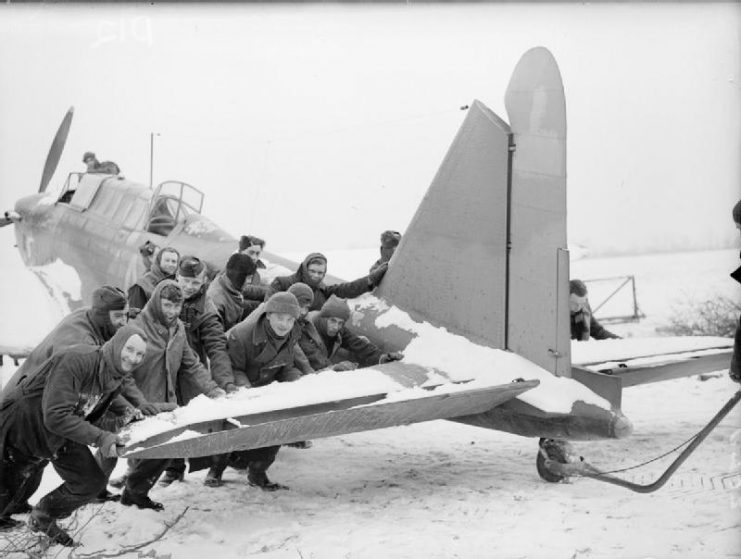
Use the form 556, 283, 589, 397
370, 230, 402, 273
158, 256, 235, 487
270, 252, 388, 313
0, 285, 132, 517
238, 235, 271, 316
569, 279, 620, 341
301, 295, 403, 371
82, 151, 101, 173
119, 281, 225, 510
127, 246, 180, 311
202, 292, 304, 490
206, 253, 257, 331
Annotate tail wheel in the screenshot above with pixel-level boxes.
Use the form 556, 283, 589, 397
536, 438, 570, 483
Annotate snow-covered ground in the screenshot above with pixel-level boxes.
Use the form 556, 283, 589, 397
1, 232, 740, 558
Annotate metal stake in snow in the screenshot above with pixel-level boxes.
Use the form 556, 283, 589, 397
544, 390, 741, 493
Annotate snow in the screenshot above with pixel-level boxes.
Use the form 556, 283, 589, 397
1, 235, 740, 558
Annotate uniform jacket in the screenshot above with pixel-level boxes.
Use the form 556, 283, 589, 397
225, 310, 303, 388
178, 286, 232, 403
300, 311, 384, 369
3, 307, 113, 394
207, 272, 245, 332
131, 281, 217, 403
0, 326, 147, 461
270, 253, 371, 312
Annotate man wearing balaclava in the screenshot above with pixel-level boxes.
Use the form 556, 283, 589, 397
206, 252, 257, 331
120, 281, 225, 511
370, 230, 402, 273
569, 279, 620, 341
270, 252, 388, 312
127, 246, 180, 310
3, 285, 130, 397
237, 234, 271, 316
0, 325, 150, 545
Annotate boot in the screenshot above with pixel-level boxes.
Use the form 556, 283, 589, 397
247, 471, 288, 492
158, 470, 184, 487
92, 489, 121, 503
203, 467, 224, 488
0, 516, 24, 531
28, 509, 74, 547
286, 440, 313, 449
120, 489, 164, 511
108, 474, 128, 489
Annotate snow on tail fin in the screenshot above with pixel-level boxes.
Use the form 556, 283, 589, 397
505, 46, 569, 376
377, 47, 570, 376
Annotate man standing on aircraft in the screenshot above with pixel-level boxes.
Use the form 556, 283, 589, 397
730, 200, 741, 383
127, 246, 180, 311
158, 256, 235, 487
206, 252, 257, 331
238, 235, 271, 316
203, 292, 304, 490
270, 252, 388, 312
299, 295, 403, 371
0, 325, 149, 545
370, 230, 402, 273
569, 280, 621, 341
119, 281, 225, 510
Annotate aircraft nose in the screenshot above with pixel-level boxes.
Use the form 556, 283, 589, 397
612, 413, 633, 439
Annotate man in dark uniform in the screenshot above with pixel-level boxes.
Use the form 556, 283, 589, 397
730, 199, 741, 384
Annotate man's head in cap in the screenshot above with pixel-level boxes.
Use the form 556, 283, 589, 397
569, 279, 589, 315
264, 292, 300, 337
300, 253, 328, 287
733, 200, 741, 235
238, 235, 266, 264
319, 295, 351, 338
91, 285, 129, 337
288, 282, 314, 320
379, 230, 402, 263
225, 253, 257, 291
176, 255, 207, 300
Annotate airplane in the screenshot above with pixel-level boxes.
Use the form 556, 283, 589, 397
1, 47, 736, 490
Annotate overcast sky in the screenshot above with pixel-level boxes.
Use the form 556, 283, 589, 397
0, 3, 738, 255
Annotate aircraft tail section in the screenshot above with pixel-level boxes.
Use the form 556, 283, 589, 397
377, 47, 570, 375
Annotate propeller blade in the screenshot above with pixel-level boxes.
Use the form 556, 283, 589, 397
38, 107, 74, 193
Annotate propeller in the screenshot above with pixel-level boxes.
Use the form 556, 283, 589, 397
38, 106, 74, 194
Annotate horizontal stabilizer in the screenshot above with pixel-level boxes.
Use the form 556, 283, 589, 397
123, 375, 538, 459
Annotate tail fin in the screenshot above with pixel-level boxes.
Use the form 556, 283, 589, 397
377, 47, 570, 376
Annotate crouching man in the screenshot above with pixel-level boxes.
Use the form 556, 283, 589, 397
0, 325, 149, 546
206, 292, 305, 490
300, 295, 403, 371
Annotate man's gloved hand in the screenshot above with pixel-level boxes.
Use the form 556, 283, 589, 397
155, 402, 178, 413
379, 351, 404, 364
100, 433, 126, 458
224, 383, 239, 394
367, 261, 389, 288
139, 402, 177, 416
127, 308, 141, 320
333, 361, 358, 372
207, 387, 227, 399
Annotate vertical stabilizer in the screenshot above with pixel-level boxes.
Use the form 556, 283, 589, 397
505, 47, 570, 376
376, 100, 512, 348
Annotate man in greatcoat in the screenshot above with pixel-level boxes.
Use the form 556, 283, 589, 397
206, 252, 257, 331
119, 280, 225, 510
0, 325, 150, 546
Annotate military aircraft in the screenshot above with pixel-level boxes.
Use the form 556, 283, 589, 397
1, 47, 735, 488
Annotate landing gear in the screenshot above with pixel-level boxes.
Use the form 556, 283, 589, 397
536, 438, 573, 483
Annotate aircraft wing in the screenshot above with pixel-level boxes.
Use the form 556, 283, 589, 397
571, 336, 733, 387
122, 362, 539, 459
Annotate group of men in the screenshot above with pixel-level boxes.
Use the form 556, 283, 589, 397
0, 231, 402, 547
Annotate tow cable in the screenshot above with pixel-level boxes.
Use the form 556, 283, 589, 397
543, 390, 741, 493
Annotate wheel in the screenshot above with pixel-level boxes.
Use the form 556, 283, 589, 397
536, 438, 570, 483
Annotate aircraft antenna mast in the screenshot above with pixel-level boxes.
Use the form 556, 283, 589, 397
149, 132, 160, 188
